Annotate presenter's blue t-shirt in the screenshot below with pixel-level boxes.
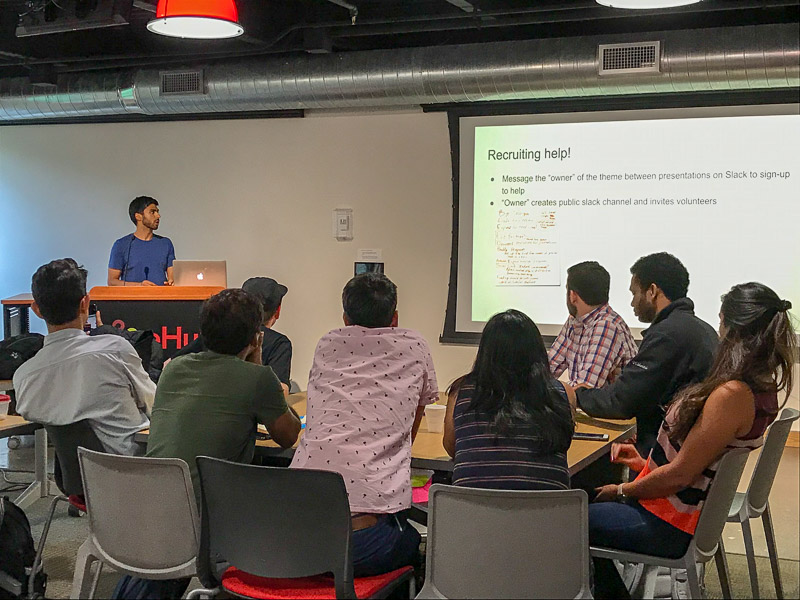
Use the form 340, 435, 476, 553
109, 233, 176, 285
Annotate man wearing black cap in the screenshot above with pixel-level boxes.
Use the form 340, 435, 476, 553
171, 277, 293, 394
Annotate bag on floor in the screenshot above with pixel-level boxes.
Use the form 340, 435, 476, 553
0, 496, 46, 599
0, 335, 44, 380
111, 575, 190, 600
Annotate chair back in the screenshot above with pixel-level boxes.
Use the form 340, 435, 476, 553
44, 421, 105, 496
745, 407, 799, 513
77, 447, 199, 573
419, 485, 591, 599
693, 448, 750, 559
195, 457, 355, 598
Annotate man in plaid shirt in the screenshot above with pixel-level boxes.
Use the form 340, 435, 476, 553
549, 261, 637, 388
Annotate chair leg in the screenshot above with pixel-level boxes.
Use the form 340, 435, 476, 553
741, 518, 760, 598
762, 503, 784, 600
714, 538, 733, 600
641, 565, 658, 599
30, 495, 67, 597
87, 561, 103, 599
684, 557, 703, 600
70, 538, 98, 599
409, 574, 416, 598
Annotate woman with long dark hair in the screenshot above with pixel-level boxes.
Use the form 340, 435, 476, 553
442, 309, 576, 490
589, 282, 796, 599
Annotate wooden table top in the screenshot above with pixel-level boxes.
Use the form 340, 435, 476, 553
0, 415, 40, 437
2, 286, 225, 305
88, 286, 225, 301
0, 380, 13, 391
248, 393, 635, 475
1, 294, 33, 306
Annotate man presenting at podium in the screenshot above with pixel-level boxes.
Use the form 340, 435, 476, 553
108, 196, 176, 286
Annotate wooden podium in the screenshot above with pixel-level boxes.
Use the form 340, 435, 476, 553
3, 286, 223, 359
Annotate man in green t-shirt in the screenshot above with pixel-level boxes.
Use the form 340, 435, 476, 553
146, 288, 301, 498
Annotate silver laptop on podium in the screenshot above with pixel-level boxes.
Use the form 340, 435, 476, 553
172, 260, 227, 287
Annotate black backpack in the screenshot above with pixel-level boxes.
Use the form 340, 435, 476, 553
0, 335, 44, 380
90, 326, 164, 383
0, 497, 46, 599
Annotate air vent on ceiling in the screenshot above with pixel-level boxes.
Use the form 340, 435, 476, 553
598, 41, 660, 75
160, 70, 205, 96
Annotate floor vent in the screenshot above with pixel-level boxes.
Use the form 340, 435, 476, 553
160, 70, 205, 95
598, 42, 660, 75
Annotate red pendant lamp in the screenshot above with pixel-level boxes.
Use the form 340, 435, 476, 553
147, 0, 244, 39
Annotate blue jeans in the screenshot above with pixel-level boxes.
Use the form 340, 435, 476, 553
351, 512, 421, 578
589, 501, 692, 599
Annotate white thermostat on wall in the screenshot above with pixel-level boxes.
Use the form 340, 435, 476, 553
333, 208, 354, 241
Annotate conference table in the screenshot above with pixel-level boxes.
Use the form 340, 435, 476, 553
0, 414, 49, 510
135, 392, 636, 476
1, 379, 51, 510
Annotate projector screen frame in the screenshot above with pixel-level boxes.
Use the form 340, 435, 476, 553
430, 89, 800, 345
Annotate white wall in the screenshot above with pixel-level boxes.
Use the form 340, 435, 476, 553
0, 111, 477, 389
1, 112, 797, 431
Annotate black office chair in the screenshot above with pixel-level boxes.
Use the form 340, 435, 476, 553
29, 421, 105, 597
188, 457, 415, 600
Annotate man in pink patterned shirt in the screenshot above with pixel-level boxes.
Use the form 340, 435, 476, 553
548, 261, 637, 388
291, 273, 438, 577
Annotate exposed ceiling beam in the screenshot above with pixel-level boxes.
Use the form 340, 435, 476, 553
132, 0, 156, 13
445, 0, 475, 13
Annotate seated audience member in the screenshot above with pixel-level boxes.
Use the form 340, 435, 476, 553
443, 309, 575, 489
291, 273, 439, 577
171, 277, 293, 393
147, 288, 300, 496
13, 259, 155, 456
589, 283, 795, 599
570, 252, 718, 455
549, 261, 637, 387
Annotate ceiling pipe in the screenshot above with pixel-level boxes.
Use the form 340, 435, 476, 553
0, 23, 797, 122
4, 0, 796, 69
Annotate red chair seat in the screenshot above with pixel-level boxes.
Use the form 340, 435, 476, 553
221, 565, 413, 599
68, 495, 87, 513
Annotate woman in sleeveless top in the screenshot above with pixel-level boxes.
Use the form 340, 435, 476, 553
443, 309, 576, 490
589, 282, 795, 599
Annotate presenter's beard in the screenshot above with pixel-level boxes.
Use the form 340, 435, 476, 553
145, 218, 159, 231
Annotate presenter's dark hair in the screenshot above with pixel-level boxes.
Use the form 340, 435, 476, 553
31, 258, 87, 325
342, 273, 397, 328
667, 282, 796, 443
448, 309, 574, 452
128, 196, 158, 225
201, 289, 264, 355
567, 261, 610, 305
630, 252, 689, 301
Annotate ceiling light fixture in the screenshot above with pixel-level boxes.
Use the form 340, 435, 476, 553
596, 0, 703, 8
147, 0, 244, 39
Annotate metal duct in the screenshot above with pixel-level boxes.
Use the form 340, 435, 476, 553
0, 23, 797, 122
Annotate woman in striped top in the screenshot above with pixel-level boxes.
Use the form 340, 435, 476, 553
443, 310, 576, 490
589, 282, 796, 599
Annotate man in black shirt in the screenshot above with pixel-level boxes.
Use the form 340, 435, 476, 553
172, 277, 293, 394
571, 252, 718, 456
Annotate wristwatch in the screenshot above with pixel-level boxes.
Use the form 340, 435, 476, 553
617, 483, 629, 501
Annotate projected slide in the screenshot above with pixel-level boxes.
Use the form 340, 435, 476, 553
455, 106, 800, 337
